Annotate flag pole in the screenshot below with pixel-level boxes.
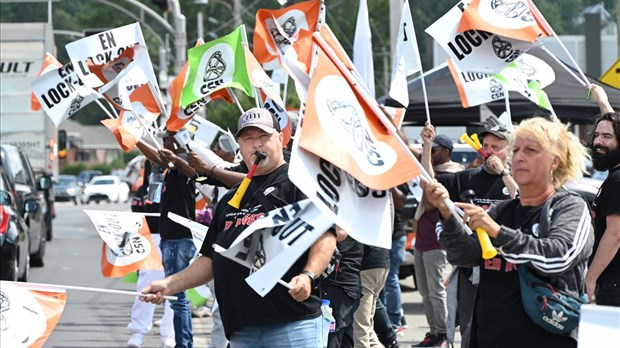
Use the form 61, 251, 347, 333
406, 0, 431, 124
539, 46, 588, 86
227, 87, 246, 114
504, 92, 512, 125
5, 281, 178, 301
95, 99, 118, 119
240, 25, 262, 108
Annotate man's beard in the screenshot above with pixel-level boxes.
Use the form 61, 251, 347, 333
591, 144, 620, 171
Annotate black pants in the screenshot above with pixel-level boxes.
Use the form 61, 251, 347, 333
320, 285, 361, 348
596, 279, 620, 307
374, 296, 397, 346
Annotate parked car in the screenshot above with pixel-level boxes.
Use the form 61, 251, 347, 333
77, 170, 103, 187
54, 175, 80, 205
0, 144, 50, 266
0, 167, 30, 281
81, 175, 130, 204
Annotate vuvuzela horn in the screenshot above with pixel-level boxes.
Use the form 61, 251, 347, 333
228, 151, 266, 209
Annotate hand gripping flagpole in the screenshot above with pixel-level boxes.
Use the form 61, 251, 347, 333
313, 32, 496, 259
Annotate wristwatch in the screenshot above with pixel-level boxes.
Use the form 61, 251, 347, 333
301, 270, 319, 288
501, 168, 511, 177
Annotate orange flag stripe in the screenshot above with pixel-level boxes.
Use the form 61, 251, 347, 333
457, 0, 548, 43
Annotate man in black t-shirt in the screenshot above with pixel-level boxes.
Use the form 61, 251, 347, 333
585, 112, 620, 306
141, 108, 337, 346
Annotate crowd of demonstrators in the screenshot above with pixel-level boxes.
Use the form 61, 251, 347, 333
126, 159, 175, 348
423, 117, 594, 348
114, 94, 620, 348
141, 108, 338, 347
412, 130, 464, 348
586, 111, 620, 306
136, 132, 197, 348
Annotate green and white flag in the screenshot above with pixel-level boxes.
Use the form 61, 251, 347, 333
494, 53, 554, 111
181, 27, 252, 108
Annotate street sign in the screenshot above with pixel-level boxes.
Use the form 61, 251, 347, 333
600, 58, 620, 89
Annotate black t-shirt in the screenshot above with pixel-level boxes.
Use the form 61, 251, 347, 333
392, 183, 409, 240
591, 166, 620, 283
131, 185, 160, 234
438, 166, 511, 208
472, 201, 576, 348
322, 235, 364, 293
360, 244, 389, 271
201, 163, 321, 338
159, 169, 195, 240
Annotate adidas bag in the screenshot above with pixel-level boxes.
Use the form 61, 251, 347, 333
519, 266, 588, 334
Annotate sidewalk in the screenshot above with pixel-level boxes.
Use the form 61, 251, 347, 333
150, 276, 461, 347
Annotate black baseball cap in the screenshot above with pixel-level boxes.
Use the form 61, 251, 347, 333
432, 134, 453, 150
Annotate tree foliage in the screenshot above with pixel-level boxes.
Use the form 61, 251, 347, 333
1, 0, 615, 128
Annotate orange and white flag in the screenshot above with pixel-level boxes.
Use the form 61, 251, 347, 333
0, 281, 66, 348
458, 0, 550, 43
253, 0, 321, 70
299, 38, 420, 190
83, 210, 163, 278
447, 59, 506, 108
425, 0, 538, 73
101, 110, 145, 152
31, 53, 63, 111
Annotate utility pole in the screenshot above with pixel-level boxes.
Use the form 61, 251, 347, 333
168, 0, 187, 74
233, 0, 242, 28
389, 0, 402, 58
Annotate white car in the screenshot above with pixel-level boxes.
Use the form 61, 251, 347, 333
81, 175, 130, 204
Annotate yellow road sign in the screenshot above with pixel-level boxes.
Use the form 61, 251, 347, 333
600, 58, 620, 89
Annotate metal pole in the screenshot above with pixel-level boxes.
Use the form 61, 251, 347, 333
197, 11, 204, 40
168, 0, 187, 74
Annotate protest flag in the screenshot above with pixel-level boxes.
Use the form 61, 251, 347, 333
353, 0, 375, 97
253, 0, 321, 69
83, 210, 163, 278
458, 0, 549, 43
298, 35, 421, 190
0, 281, 66, 348
215, 199, 333, 297
31, 53, 63, 112
181, 27, 252, 108
447, 59, 506, 108
101, 110, 145, 152
31, 62, 99, 127
425, 0, 538, 74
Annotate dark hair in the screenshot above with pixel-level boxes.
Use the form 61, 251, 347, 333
586, 112, 620, 148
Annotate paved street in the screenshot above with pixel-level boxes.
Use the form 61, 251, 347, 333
33, 201, 460, 347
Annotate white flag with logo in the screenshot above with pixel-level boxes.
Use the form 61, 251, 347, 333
214, 199, 333, 297
447, 59, 506, 108
425, 0, 539, 73
83, 210, 163, 277
289, 136, 393, 249
31, 63, 99, 127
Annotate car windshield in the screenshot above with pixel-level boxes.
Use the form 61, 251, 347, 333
93, 179, 115, 185
58, 177, 76, 185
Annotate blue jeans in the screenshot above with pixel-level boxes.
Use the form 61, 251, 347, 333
160, 238, 196, 348
230, 315, 328, 348
380, 235, 406, 327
